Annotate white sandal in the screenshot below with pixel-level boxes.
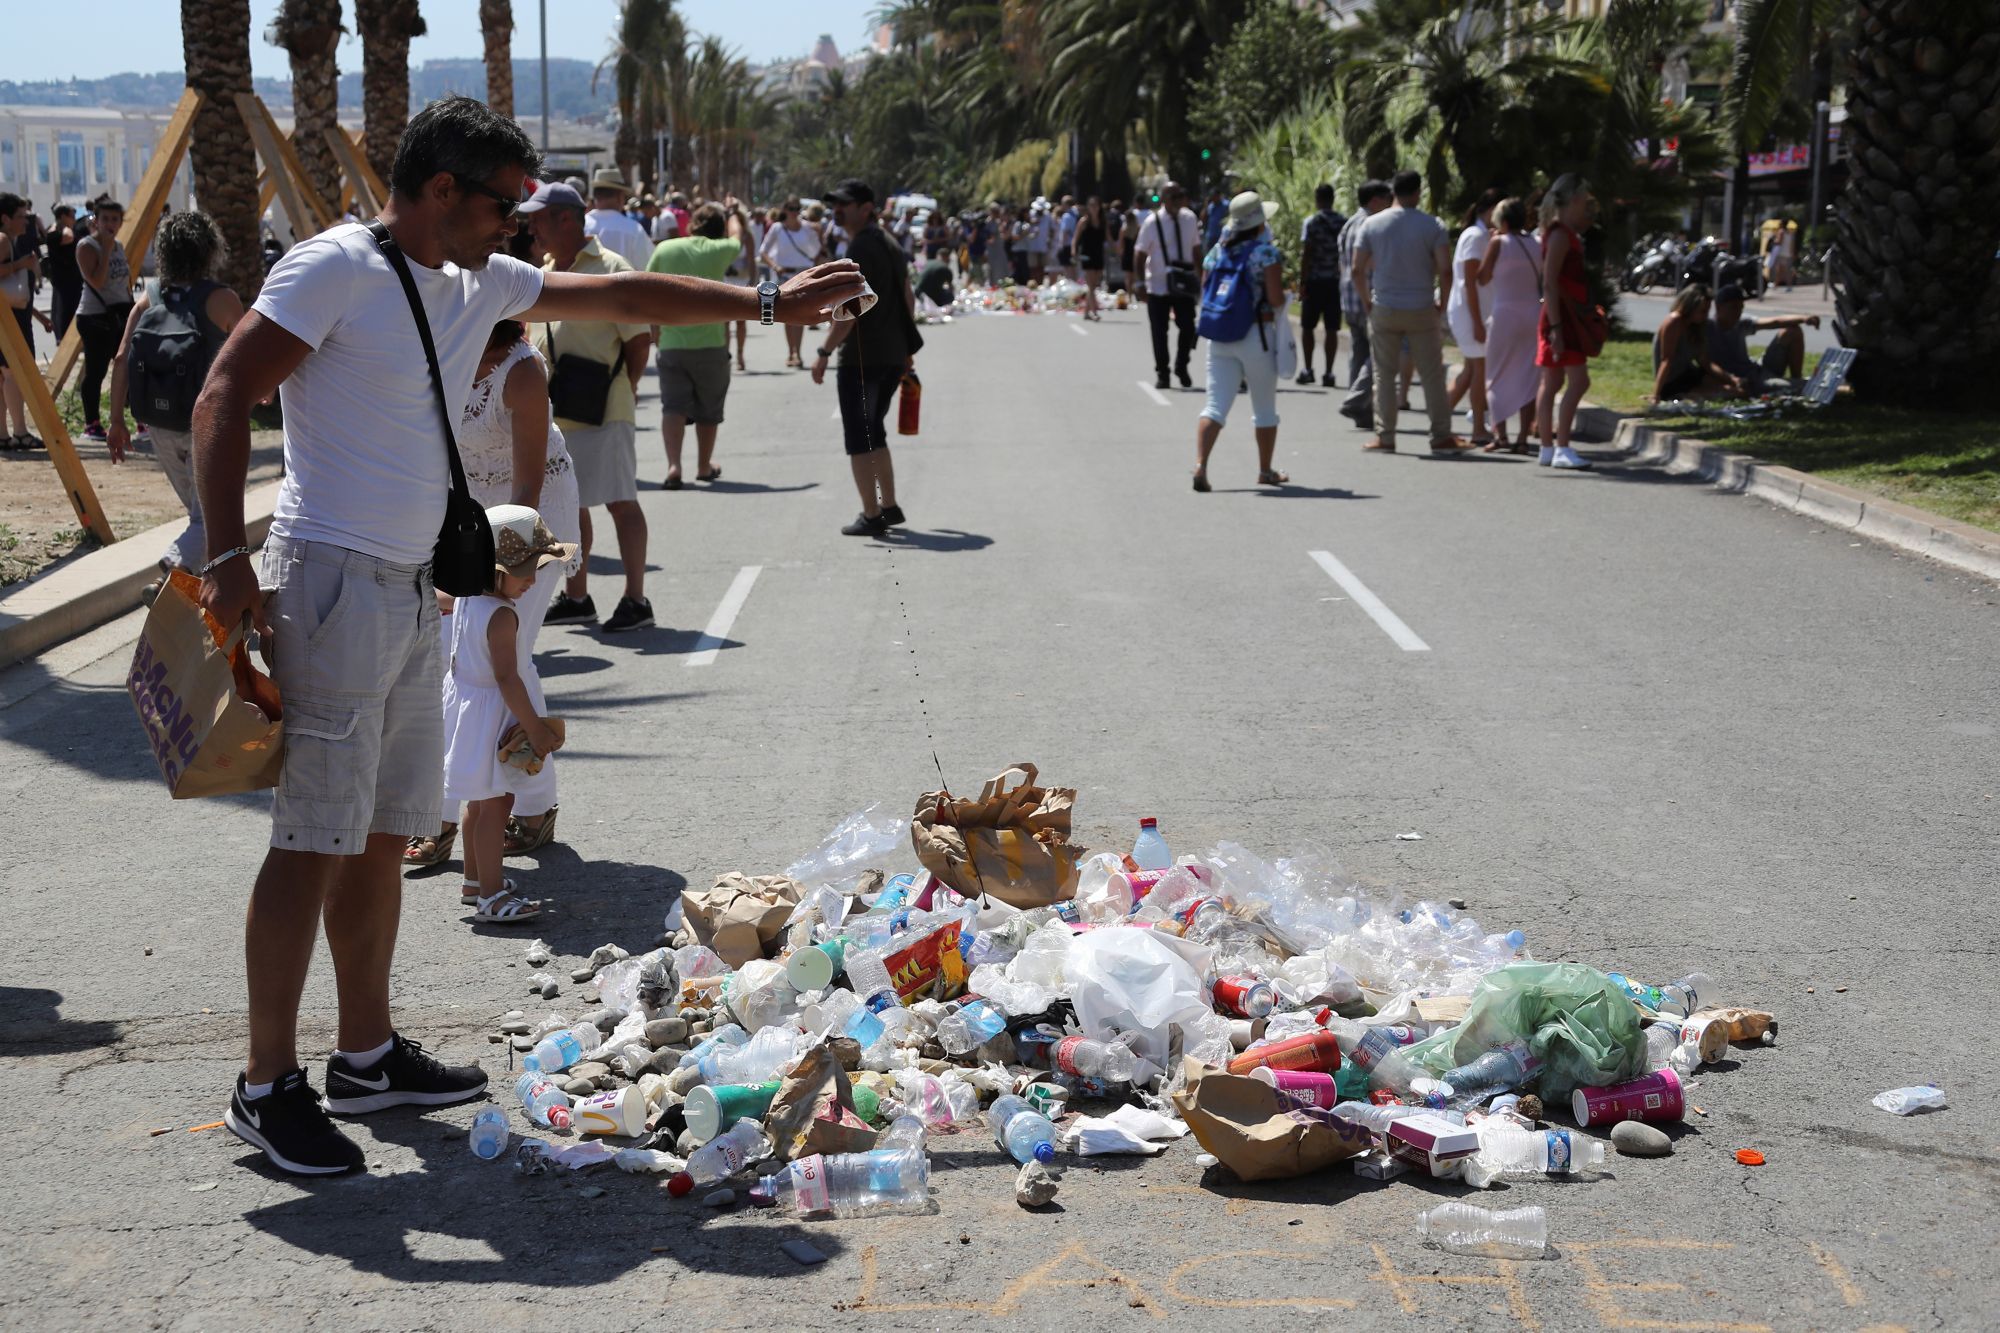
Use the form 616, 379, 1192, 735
462, 876, 518, 906
473, 886, 542, 925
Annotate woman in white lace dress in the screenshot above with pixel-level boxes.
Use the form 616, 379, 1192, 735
406, 321, 580, 868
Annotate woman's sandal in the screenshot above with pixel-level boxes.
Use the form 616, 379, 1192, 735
473, 884, 542, 924
697, 466, 722, 483
503, 807, 560, 857
1257, 469, 1290, 486
1192, 471, 1211, 493
404, 823, 458, 867
1472, 435, 1500, 451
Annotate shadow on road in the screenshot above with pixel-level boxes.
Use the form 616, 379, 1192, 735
667, 479, 820, 496
0, 986, 125, 1056
872, 528, 994, 554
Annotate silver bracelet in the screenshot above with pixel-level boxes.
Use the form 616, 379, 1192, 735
199, 546, 252, 576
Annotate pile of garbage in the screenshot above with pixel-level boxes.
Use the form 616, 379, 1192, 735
948, 278, 1120, 318
476, 763, 1781, 1249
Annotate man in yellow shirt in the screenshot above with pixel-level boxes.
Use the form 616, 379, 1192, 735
522, 183, 656, 633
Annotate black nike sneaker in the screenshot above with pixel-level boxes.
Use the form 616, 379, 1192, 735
324, 1034, 488, 1114
225, 1070, 365, 1176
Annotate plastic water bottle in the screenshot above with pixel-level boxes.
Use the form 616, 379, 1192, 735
513, 1071, 574, 1130
986, 1094, 1058, 1164
1474, 1126, 1605, 1178
1442, 1040, 1539, 1106
844, 948, 901, 1014
753, 1147, 931, 1219
1131, 817, 1172, 871
469, 1107, 509, 1159
876, 1114, 928, 1152
936, 999, 1008, 1056
522, 1024, 599, 1075
1048, 1035, 1139, 1084
1332, 1100, 1437, 1134
678, 1023, 749, 1070
1658, 972, 1716, 1019
676, 1119, 771, 1188
1416, 1202, 1549, 1259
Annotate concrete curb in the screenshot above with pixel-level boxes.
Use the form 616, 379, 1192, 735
1601, 416, 2000, 585
0, 481, 281, 670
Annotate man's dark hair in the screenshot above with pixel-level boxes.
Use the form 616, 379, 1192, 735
1357, 179, 1392, 208
155, 209, 227, 287
1391, 170, 1422, 199
95, 199, 125, 214
691, 201, 728, 239
0, 192, 23, 219
1315, 183, 1335, 208
390, 96, 542, 199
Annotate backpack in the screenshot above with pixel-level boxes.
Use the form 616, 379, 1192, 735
1196, 239, 1264, 343
129, 280, 221, 431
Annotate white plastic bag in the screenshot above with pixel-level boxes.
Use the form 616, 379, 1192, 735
784, 803, 911, 886
1064, 927, 1214, 1067
1873, 1085, 1945, 1115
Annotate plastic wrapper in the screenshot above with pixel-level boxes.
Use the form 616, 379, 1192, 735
785, 803, 911, 886
1397, 962, 1647, 1099
1063, 926, 1214, 1068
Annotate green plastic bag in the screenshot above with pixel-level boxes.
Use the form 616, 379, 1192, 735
1401, 962, 1646, 1099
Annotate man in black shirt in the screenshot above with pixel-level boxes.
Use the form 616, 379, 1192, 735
811, 179, 923, 537
43, 204, 82, 341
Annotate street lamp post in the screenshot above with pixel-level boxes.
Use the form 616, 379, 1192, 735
1809, 99, 1830, 237
538, 0, 550, 152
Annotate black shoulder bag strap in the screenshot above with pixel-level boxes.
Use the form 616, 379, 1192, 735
366, 219, 493, 595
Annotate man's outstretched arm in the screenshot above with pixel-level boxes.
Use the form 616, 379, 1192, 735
520, 260, 863, 327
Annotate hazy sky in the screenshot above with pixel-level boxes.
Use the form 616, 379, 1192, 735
2, 1, 882, 83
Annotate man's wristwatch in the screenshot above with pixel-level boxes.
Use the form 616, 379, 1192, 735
757, 279, 780, 326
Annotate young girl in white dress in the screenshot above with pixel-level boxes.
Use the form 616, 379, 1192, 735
445, 505, 574, 924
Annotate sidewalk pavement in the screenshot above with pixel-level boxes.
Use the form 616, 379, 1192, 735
0, 481, 280, 669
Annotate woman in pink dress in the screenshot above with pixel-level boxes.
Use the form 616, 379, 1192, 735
1477, 197, 1542, 454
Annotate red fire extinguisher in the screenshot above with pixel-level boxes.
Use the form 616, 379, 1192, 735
897, 370, 921, 436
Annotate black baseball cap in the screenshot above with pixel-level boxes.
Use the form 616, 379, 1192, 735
824, 179, 875, 205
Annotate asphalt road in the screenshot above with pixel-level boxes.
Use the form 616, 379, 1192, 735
3, 298, 1996, 1332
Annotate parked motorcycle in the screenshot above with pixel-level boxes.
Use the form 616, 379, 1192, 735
1679, 237, 1765, 298
1621, 236, 1682, 293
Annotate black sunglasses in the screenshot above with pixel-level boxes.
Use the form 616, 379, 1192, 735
455, 174, 525, 218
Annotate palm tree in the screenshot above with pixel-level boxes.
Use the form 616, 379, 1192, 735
1728, 0, 2000, 404
181, 0, 265, 301
595, 0, 682, 189
480, 0, 514, 118
355, 0, 426, 188
265, 0, 345, 212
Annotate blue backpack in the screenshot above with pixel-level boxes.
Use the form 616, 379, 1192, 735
1196, 239, 1264, 343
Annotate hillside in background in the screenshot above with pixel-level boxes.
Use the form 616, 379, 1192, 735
0, 57, 614, 119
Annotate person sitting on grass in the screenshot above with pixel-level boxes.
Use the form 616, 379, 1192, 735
1708, 281, 1821, 395
1650, 284, 1744, 402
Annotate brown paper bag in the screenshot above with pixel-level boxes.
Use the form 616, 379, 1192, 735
1170, 1058, 1372, 1182
762, 1041, 878, 1161
911, 762, 1086, 908
680, 873, 803, 968
127, 569, 284, 799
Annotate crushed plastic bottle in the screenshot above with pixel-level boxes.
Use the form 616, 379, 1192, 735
522, 1024, 599, 1075
679, 1023, 750, 1071
1049, 1035, 1139, 1084
936, 999, 1008, 1055
1873, 1085, 1945, 1116
986, 1094, 1058, 1164
469, 1107, 509, 1160
876, 1114, 928, 1152
672, 1119, 771, 1191
753, 1147, 931, 1219
514, 1071, 574, 1129
1441, 1039, 1539, 1107
1418, 1202, 1549, 1258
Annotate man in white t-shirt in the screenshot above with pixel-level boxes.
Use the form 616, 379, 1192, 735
192, 97, 862, 1179
1132, 181, 1202, 390
581, 167, 653, 271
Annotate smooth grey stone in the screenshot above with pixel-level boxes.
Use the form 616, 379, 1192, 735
1611, 1121, 1673, 1157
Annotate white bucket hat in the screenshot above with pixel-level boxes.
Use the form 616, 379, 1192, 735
486, 504, 576, 582
1221, 190, 1278, 236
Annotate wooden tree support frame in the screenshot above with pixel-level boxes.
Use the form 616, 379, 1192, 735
0, 311, 114, 544
326, 127, 388, 217
46, 87, 203, 397
235, 93, 335, 239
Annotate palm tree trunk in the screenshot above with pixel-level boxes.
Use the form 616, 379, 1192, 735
1835, 0, 2000, 405
268, 0, 344, 214
181, 0, 266, 302
355, 0, 426, 190
480, 0, 514, 118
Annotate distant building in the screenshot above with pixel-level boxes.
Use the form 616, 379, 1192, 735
0, 105, 193, 211
750, 31, 887, 102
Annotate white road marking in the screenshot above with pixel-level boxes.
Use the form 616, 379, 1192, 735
1137, 380, 1171, 407
686, 565, 763, 668
1308, 550, 1430, 652
1069, 323, 1089, 337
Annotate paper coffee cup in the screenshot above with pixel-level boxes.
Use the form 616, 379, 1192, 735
786, 938, 846, 993
1571, 1068, 1684, 1126
684, 1080, 782, 1144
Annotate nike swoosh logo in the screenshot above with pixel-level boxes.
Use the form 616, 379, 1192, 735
239, 1103, 261, 1129
341, 1070, 392, 1091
